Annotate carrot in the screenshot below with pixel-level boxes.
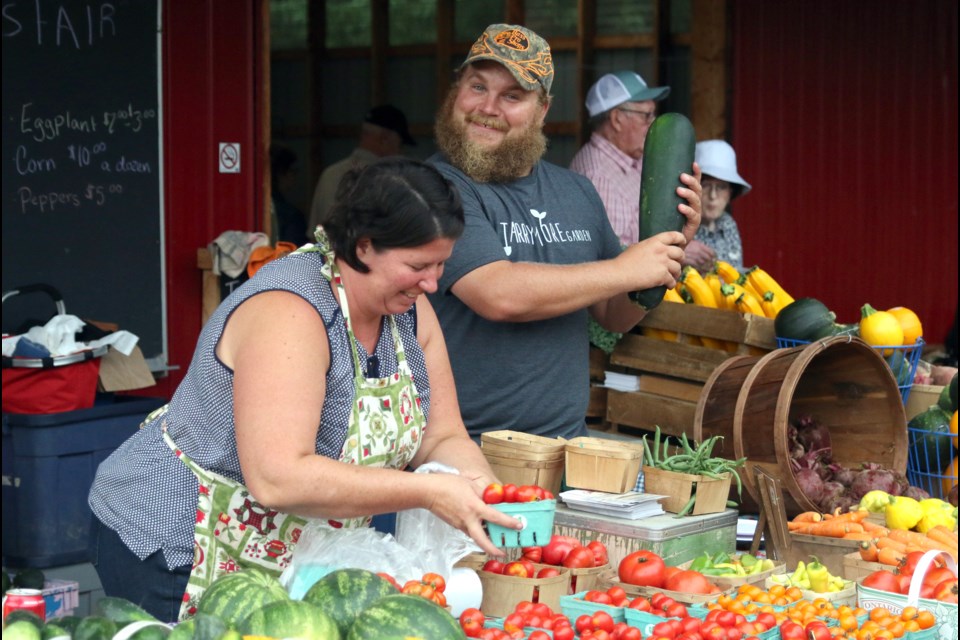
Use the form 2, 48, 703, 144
859, 540, 879, 562
828, 509, 870, 524
861, 521, 890, 537
792, 511, 824, 523
842, 531, 876, 541
792, 521, 865, 537
887, 528, 959, 560
876, 536, 909, 553
877, 546, 906, 567
928, 525, 959, 548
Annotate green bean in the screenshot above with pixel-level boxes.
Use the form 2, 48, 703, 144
675, 494, 697, 518
726, 500, 739, 508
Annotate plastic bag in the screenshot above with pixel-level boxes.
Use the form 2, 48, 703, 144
394, 462, 483, 575
279, 462, 482, 600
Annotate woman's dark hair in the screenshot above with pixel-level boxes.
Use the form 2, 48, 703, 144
323, 158, 465, 273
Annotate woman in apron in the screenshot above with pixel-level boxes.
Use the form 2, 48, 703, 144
88, 158, 519, 621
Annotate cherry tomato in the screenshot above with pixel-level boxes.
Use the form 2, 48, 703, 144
528, 632, 550, 640
552, 624, 574, 640
502, 483, 519, 502
590, 611, 615, 633
516, 484, 541, 502
482, 482, 505, 504
618, 550, 667, 587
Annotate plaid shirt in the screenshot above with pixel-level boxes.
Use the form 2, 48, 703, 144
570, 133, 643, 245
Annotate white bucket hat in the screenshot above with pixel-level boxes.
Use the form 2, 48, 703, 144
695, 140, 751, 197
585, 71, 670, 117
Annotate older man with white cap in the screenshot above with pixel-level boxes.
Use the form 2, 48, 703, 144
570, 71, 671, 246
683, 140, 752, 272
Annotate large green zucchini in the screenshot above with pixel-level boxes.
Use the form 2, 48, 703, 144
629, 112, 696, 310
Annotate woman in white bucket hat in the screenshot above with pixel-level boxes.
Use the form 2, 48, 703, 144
683, 140, 752, 272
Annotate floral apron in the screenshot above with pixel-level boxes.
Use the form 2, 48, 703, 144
163, 231, 427, 620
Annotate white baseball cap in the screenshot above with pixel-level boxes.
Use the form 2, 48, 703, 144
585, 71, 670, 117
695, 140, 752, 197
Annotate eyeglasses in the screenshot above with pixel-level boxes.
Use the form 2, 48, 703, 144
702, 182, 732, 196
617, 107, 656, 123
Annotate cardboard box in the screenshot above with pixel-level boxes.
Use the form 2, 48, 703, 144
552, 505, 738, 568
642, 466, 732, 516
564, 437, 645, 493
42, 579, 79, 620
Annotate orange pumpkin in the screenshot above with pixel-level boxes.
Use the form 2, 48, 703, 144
886, 306, 924, 344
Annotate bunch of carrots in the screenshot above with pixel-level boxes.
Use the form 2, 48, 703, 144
786, 509, 958, 565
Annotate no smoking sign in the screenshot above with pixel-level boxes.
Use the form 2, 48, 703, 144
218, 142, 241, 173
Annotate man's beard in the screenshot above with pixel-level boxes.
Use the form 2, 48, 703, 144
434, 89, 548, 183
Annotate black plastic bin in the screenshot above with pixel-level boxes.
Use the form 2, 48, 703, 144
2, 394, 165, 568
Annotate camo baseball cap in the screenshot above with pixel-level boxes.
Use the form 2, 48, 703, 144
461, 24, 554, 94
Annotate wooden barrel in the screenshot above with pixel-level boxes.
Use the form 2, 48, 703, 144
693, 355, 763, 512
733, 336, 907, 516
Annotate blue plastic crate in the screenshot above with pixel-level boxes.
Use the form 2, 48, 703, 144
775, 337, 924, 404
2, 394, 165, 567
486, 499, 556, 548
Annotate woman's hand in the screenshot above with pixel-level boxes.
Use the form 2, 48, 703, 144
682, 239, 716, 273
423, 473, 519, 557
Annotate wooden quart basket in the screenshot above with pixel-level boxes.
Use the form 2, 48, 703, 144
564, 437, 645, 494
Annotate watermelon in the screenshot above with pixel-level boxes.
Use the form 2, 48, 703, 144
72, 616, 118, 640
2, 611, 44, 631
346, 594, 463, 640
302, 568, 398, 636
908, 406, 954, 475
239, 600, 340, 639
40, 624, 70, 640
194, 568, 289, 628
96, 596, 159, 627
2, 621, 42, 640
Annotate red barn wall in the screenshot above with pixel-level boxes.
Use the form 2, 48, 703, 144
730, 0, 958, 345
155, 0, 264, 395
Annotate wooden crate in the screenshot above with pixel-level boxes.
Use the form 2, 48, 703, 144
606, 303, 775, 439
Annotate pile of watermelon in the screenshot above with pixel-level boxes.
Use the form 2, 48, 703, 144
1, 568, 465, 640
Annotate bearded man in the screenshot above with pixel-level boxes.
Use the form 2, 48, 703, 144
427, 24, 703, 440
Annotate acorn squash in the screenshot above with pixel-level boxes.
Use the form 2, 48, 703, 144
774, 297, 838, 342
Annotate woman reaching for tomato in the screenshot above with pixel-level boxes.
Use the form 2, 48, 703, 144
87, 159, 520, 622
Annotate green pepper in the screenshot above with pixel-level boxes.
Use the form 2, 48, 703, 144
712, 551, 731, 565
689, 552, 713, 573
806, 556, 831, 593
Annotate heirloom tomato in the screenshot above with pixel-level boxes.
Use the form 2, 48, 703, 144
618, 550, 666, 587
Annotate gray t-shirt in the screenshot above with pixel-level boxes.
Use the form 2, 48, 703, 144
427, 155, 621, 440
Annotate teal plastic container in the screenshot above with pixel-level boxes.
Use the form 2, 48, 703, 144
486, 499, 556, 547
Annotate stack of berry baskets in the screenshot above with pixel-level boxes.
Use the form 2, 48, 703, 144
775, 337, 924, 405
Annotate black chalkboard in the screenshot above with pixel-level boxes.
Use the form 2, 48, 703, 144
1, 1, 164, 365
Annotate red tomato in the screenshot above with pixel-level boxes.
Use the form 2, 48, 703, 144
679, 616, 701, 635
895, 572, 912, 594
590, 611, 616, 633
899, 550, 926, 576
628, 596, 651, 611
482, 559, 505, 574
519, 559, 536, 577
541, 535, 580, 566
862, 569, 901, 594
528, 632, 550, 640
934, 578, 959, 603
502, 483, 519, 502
664, 569, 718, 595
805, 620, 831, 640
459, 607, 485, 638
618, 550, 667, 587
503, 561, 531, 578
923, 566, 956, 588
714, 610, 736, 629
753, 612, 776, 631
552, 625, 574, 640
650, 621, 678, 639
587, 540, 609, 566
421, 572, 446, 593
536, 567, 561, 578
664, 602, 688, 619
663, 565, 681, 582
563, 546, 598, 569
542, 489, 555, 500
516, 485, 541, 502
503, 613, 525, 632
482, 483, 505, 504
375, 571, 401, 590
575, 615, 594, 634
778, 621, 805, 640
522, 546, 543, 563
531, 602, 553, 619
